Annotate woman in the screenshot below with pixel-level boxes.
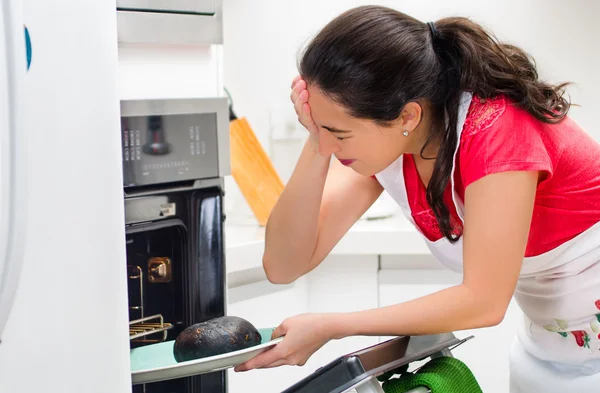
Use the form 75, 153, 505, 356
234, 5, 600, 391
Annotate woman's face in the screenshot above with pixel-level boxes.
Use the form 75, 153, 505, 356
307, 85, 425, 176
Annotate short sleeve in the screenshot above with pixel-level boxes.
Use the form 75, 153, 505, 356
459, 96, 554, 190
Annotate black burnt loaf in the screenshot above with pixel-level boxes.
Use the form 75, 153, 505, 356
173, 316, 262, 362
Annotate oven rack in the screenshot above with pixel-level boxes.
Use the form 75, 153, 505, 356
129, 314, 173, 342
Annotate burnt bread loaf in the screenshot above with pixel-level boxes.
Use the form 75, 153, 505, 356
173, 316, 262, 362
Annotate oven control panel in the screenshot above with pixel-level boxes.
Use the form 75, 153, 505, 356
120, 98, 229, 189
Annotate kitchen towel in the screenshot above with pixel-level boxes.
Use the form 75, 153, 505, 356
380, 356, 483, 393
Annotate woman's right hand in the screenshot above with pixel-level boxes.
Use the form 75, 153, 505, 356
290, 76, 320, 149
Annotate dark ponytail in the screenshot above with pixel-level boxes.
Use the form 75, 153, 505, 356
299, 6, 571, 243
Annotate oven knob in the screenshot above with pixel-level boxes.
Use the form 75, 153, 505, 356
152, 264, 167, 277
148, 257, 172, 283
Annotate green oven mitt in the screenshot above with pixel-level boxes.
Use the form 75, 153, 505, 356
380, 356, 483, 393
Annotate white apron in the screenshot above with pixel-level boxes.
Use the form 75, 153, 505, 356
375, 92, 600, 392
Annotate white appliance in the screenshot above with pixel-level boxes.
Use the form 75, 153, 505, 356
0, 1, 132, 392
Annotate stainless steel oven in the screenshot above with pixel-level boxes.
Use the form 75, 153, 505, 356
120, 97, 229, 393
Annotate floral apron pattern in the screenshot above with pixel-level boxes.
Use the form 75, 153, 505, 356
543, 300, 600, 349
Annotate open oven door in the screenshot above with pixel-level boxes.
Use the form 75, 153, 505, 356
279, 333, 472, 393
0, 0, 28, 344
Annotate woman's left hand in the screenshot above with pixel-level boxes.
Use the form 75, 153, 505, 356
234, 313, 339, 372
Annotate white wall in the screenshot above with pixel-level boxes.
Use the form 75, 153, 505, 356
222, 0, 600, 212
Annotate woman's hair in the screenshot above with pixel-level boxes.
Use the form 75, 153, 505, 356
299, 5, 571, 242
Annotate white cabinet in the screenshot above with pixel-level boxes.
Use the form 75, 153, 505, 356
378, 257, 521, 393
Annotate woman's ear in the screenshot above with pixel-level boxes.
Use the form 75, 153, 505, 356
398, 102, 423, 133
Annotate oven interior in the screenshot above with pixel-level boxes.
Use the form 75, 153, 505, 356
125, 189, 226, 393
127, 220, 186, 348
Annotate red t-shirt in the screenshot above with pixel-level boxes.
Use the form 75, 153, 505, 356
402, 95, 600, 257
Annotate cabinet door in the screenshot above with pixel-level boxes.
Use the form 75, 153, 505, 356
378, 267, 520, 393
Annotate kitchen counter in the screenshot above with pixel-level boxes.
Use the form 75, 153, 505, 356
225, 211, 429, 275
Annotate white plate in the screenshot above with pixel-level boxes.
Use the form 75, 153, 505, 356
131, 328, 282, 385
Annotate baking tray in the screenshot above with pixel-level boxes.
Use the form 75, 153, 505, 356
130, 327, 282, 384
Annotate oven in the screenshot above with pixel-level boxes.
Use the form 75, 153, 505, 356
120, 97, 230, 393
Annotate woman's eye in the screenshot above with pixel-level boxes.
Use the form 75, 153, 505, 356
336, 137, 346, 141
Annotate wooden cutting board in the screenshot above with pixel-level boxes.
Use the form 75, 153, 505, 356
229, 117, 284, 226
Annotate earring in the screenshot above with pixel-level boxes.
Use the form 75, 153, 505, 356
403, 130, 409, 137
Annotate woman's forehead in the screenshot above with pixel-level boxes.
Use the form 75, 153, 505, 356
308, 87, 356, 125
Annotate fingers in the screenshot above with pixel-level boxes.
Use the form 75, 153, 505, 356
290, 75, 301, 88
293, 89, 308, 117
289, 76, 318, 134
301, 102, 318, 133
302, 102, 312, 118
234, 345, 285, 372
262, 353, 308, 369
271, 322, 287, 340
290, 79, 306, 106
261, 359, 289, 368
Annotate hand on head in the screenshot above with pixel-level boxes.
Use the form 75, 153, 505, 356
290, 76, 319, 139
